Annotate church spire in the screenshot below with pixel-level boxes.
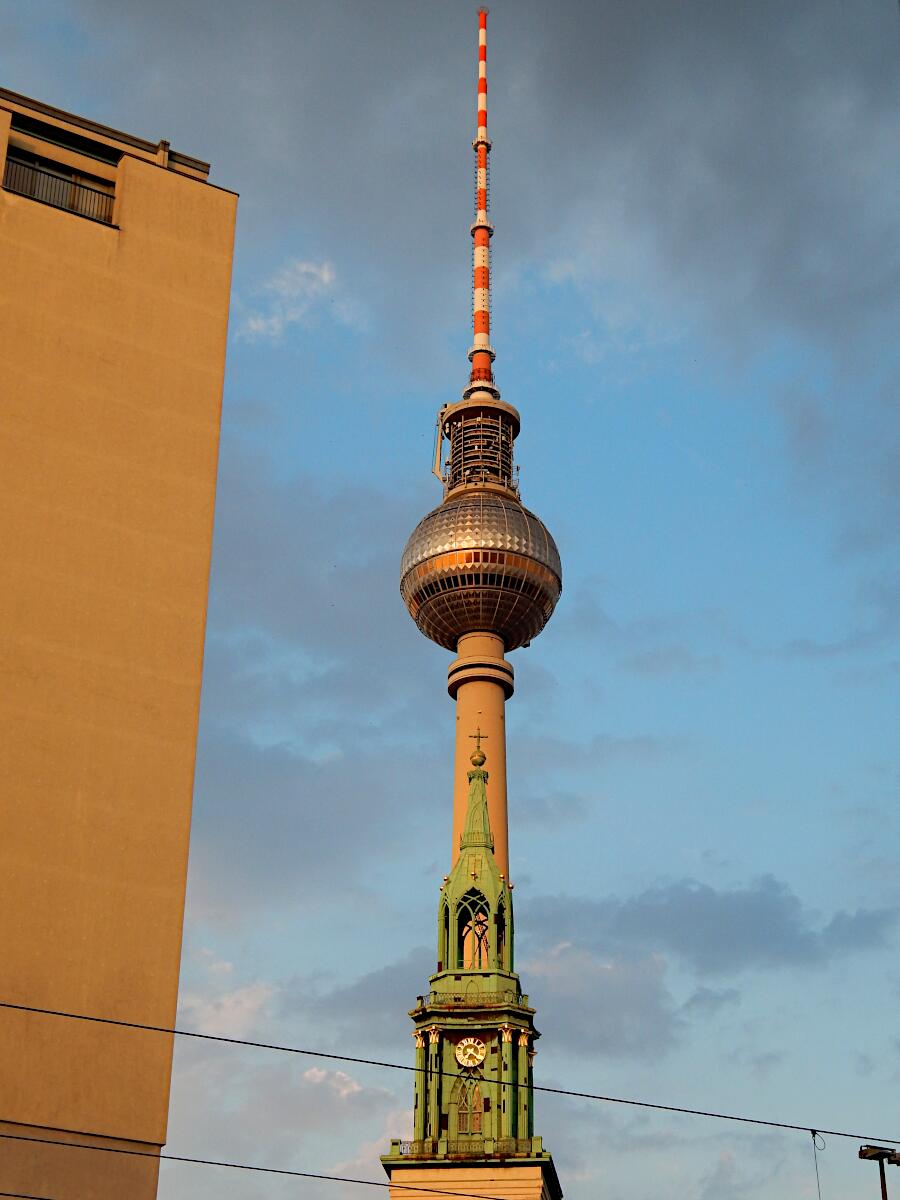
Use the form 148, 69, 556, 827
460, 732, 494, 852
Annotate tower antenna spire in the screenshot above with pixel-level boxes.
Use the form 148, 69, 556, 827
469, 7, 495, 389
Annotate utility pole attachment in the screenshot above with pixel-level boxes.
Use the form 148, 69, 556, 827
859, 1144, 900, 1200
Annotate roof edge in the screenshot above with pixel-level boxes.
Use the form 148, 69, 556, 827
0, 86, 211, 176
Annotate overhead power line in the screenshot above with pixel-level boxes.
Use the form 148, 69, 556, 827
0, 1133, 509, 1200
0, 1192, 57, 1200
1, 998, 898, 1147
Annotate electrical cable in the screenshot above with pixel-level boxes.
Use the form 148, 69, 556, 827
0, 1192, 57, 1199
811, 1130, 825, 1200
2, 998, 898, 1147
0, 1133, 509, 1200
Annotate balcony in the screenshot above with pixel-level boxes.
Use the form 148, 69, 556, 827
419, 989, 527, 1008
389, 1136, 543, 1160
3, 155, 114, 224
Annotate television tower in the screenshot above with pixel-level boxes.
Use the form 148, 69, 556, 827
384, 11, 563, 1200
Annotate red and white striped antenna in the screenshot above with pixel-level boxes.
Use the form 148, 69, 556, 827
469, 7, 495, 391
432, 7, 521, 490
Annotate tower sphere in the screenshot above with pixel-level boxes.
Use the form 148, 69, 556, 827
400, 490, 562, 652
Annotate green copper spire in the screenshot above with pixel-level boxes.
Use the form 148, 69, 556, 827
382, 744, 560, 1198
459, 740, 494, 855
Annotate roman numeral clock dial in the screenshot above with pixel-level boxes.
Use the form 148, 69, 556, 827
455, 1036, 487, 1068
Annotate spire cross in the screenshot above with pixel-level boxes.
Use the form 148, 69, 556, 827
469, 727, 487, 754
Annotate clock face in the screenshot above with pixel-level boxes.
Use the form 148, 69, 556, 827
455, 1036, 487, 1068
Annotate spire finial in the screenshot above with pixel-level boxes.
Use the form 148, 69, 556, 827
469, 726, 487, 766
468, 8, 495, 389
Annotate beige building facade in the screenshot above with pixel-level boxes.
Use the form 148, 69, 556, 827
0, 88, 236, 1199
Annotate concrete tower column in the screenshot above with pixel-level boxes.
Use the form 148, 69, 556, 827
448, 631, 514, 878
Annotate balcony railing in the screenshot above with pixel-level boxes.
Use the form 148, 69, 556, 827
447, 1139, 485, 1156
3, 156, 114, 224
423, 989, 524, 1008
394, 1137, 538, 1159
494, 1138, 537, 1156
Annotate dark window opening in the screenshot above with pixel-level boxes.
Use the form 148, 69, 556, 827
10, 112, 123, 165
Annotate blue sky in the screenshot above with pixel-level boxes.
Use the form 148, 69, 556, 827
4, 2, 900, 1198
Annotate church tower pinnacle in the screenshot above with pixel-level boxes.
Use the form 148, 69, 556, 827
385, 11, 563, 1200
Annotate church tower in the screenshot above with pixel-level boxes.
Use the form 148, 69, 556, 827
383, 12, 563, 1199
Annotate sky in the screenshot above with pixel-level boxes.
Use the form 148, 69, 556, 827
4, 2, 900, 1199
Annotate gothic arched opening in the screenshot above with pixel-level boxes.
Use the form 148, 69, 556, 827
456, 889, 490, 969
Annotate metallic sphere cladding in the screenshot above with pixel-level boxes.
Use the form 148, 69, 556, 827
400, 492, 562, 652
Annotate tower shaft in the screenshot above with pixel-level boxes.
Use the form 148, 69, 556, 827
449, 632, 512, 877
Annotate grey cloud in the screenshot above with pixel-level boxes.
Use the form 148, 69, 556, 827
286, 941, 682, 1061
523, 944, 682, 1059
517, 790, 590, 827
821, 907, 898, 955
521, 876, 898, 975
283, 946, 435, 1054
514, 731, 681, 776
697, 1152, 762, 1200
620, 645, 722, 679
164, 1042, 399, 1200
555, 579, 738, 660
777, 574, 900, 659
41, 0, 900, 354
186, 451, 460, 924
681, 986, 740, 1018
855, 1052, 876, 1077
188, 730, 445, 923
20, 0, 900, 576
208, 447, 431, 666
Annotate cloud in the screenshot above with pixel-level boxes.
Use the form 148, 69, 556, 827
522, 877, 898, 975
26, 0, 900, 577
206, 449, 436, 685
281, 939, 681, 1062
51, 1, 900, 358
282, 946, 435, 1055
517, 790, 589, 827
187, 732, 445, 924
777, 575, 900, 659
681, 986, 740, 1019
163, 1045, 399, 1200
179, 980, 276, 1038
698, 1152, 754, 1200
555, 579, 738, 664
620, 645, 722, 679
182, 449, 456, 924
523, 943, 681, 1058
239, 258, 364, 341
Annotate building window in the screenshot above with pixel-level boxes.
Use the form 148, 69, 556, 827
3, 150, 114, 224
